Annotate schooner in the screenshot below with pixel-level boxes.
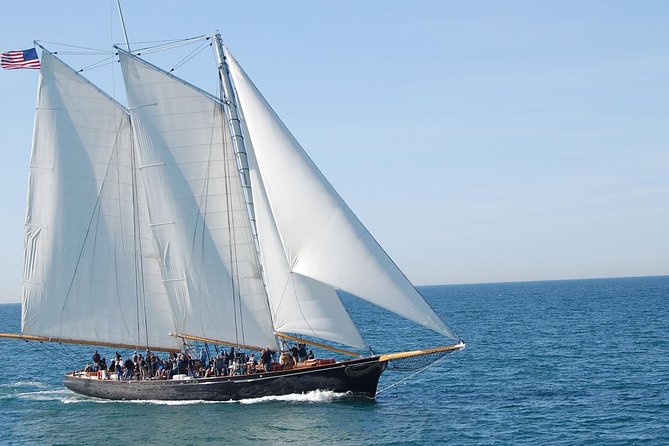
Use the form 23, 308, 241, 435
0, 33, 464, 401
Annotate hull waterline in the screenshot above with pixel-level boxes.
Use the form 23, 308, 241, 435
64, 357, 387, 401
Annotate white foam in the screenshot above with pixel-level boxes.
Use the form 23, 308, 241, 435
14, 389, 70, 402
58, 389, 352, 405
123, 399, 225, 406
0, 380, 48, 389
238, 389, 351, 404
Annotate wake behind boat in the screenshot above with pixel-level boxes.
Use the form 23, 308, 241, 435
0, 31, 463, 401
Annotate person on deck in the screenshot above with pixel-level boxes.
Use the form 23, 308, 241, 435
169, 359, 179, 379
115, 358, 124, 380
290, 344, 299, 365
215, 352, 226, 376
205, 363, 217, 377
280, 351, 293, 368
124, 357, 135, 380
199, 347, 208, 366
176, 353, 185, 375
261, 347, 274, 373
298, 344, 308, 363
138, 354, 149, 380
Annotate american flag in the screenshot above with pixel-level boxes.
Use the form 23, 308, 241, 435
1, 48, 41, 70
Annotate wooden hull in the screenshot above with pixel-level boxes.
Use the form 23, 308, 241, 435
64, 357, 387, 401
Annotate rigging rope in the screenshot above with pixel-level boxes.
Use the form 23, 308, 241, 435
76, 56, 117, 72
187, 99, 218, 339
123, 35, 208, 53
57, 342, 84, 366
26, 340, 72, 370
35, 36, 207, 55
169, 39, 211, 72
129, 120, 151, 351
375, 353, 451, 395
35, 35, 210, 73
221, 98, 243, 349
35, 40, 113, 54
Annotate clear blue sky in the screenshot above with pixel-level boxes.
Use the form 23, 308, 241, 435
0, 1, 667, 303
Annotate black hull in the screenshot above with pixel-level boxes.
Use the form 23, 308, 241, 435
64, 357, 387, 401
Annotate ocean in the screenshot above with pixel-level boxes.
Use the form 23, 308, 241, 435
0, 276, 667, 445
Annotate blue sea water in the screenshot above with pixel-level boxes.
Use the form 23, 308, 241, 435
0, 276, 667, 445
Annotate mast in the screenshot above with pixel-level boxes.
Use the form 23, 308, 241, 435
114, 1, 150, 350
213, 33, 277, 347
116, 0, 131, 51
212, 33, 258, 239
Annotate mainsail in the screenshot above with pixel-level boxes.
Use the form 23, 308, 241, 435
22, 50, 179, 350
117, 49, 277, 350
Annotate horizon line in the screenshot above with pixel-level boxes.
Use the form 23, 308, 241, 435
420, 273, 669, 288
1, 273, 667, 304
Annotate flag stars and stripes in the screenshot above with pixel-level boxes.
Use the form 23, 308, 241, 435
1, 48, 41, 70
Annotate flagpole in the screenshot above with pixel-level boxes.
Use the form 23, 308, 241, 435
116, 0, 131, 51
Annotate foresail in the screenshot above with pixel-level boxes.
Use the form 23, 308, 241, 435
226, 51, 458, 341
22, 51, 179, 350
118, 49, 277, 350
248, 142, 367, 350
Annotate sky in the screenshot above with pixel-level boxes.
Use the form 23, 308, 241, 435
0, 0, 667, 303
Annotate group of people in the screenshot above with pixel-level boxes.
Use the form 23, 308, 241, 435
289, 343, 315, 364
83, 343, 316, 381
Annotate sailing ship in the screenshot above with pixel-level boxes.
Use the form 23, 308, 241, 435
0, 33, 464, 401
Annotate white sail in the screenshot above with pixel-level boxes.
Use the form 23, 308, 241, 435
247, 139, 367, 349
118, 50, 277, 349
22, 51, 179, 350
226, 51, 458, 341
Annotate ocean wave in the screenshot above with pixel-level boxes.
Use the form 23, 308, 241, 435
0, 380, 48, 389
0, 381, 52, 400
12, 389, 70, 402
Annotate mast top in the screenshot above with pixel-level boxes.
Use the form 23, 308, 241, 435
116, 0, 131, 51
